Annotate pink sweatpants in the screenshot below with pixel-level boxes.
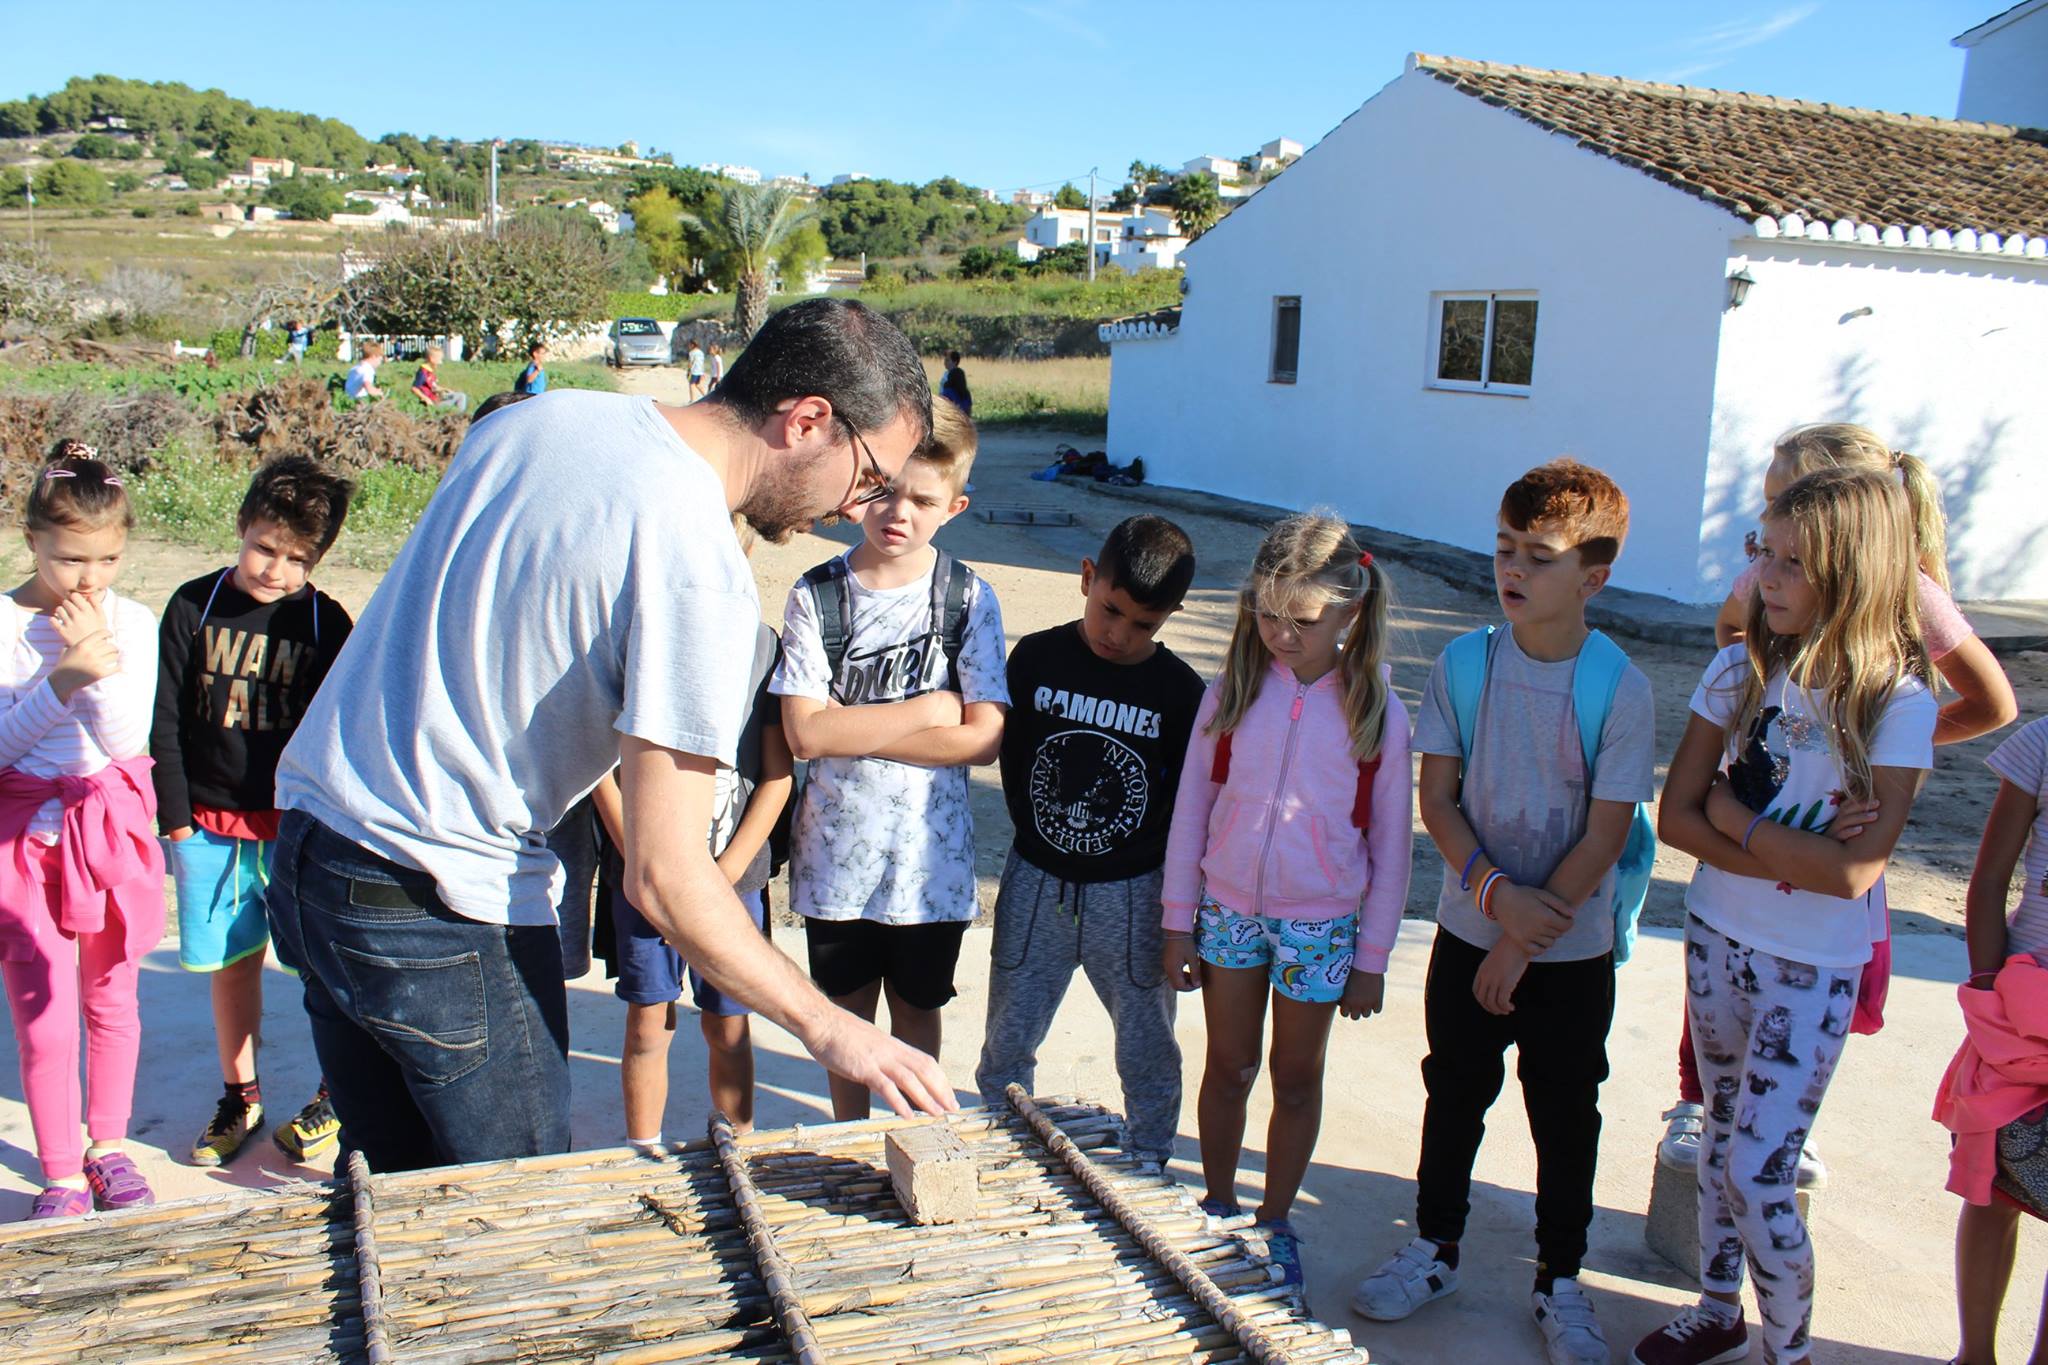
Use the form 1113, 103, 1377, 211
1, 841, 145, 1182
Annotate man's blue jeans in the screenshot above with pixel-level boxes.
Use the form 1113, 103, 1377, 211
266, 811, 570, 1171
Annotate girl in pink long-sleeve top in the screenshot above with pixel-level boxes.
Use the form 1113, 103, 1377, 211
1159, 510, 1412, 1287
0, 442, 164, 1221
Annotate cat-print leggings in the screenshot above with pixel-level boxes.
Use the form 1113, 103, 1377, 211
1685, 914, 1856, 1362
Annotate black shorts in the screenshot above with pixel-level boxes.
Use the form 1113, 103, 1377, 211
802, 917, 969, 1010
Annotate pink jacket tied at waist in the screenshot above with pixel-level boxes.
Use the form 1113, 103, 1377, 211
0, 756, 166, 962
1934, 953, 2048, 1205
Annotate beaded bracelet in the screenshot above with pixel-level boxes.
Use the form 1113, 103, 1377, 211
1459, 847, 1486, 892
1741, 811, 1769, 851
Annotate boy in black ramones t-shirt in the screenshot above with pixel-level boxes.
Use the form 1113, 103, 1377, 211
975, 515, 1203, 1163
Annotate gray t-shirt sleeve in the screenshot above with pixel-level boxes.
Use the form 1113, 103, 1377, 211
958, 578, 1010, 708
1590, 664, 1656, 805
1411, 655, 1461, 758
615, 549, 759, 765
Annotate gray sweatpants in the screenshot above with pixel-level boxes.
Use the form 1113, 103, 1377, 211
975, 848, 1181, 1161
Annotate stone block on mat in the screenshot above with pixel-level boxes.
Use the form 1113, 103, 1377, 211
887, 1123, 978, 1225
1645, 1157, 1813, 1279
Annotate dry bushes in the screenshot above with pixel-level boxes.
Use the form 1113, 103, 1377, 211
0, 389, 198, 513
211, 379, 465, 471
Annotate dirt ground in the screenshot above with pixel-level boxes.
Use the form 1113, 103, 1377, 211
17, 364, 2028, 938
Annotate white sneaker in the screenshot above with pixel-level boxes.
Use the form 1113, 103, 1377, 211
1351, 1236, 1459, 1322
1795, 1141, 1827, 1190
1659, 1102, 1705, 1171
1533, 1278, 1610, 1364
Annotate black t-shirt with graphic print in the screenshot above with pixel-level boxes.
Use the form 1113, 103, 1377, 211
999, 621, 1204, 884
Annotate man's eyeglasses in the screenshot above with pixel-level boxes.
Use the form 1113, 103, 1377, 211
842, 421, 895, 508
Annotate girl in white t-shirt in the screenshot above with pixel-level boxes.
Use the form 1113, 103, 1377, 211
1937, 714, 2048, 1365
1633, 467, 1936, 1365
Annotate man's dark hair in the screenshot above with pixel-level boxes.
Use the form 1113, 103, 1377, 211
239, 454, 355, 559
1097, 514, 1196, 610
471, 390, 534, 425
709, 298, 932, 443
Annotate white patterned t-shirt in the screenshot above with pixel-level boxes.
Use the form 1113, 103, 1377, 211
1987, 717, 2048, 960
771, 552, 1009, 924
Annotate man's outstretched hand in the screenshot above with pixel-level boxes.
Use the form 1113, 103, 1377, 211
802, 1008, 958, 1117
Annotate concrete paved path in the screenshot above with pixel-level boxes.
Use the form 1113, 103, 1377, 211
2, 918, 2033, 1363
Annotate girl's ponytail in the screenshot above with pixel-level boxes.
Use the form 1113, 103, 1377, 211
1892, 449, 1951, 593
1338, 554, 1391, 761
25, 439, 135, 535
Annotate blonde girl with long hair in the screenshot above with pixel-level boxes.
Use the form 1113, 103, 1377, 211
1662, 423, 2017, 1180
1159, 511, 1413, 1289
1634, 467, 1937, 1365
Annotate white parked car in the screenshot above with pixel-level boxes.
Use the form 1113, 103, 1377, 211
607, 318, 669, 367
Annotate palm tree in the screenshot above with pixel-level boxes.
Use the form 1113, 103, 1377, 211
681, 183, 814, 342
1172, 172, 1222, 240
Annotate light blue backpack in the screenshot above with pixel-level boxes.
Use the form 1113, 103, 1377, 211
1443, 626, 1657, 966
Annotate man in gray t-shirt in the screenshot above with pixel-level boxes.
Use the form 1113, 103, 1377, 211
265, 300, 958, 1172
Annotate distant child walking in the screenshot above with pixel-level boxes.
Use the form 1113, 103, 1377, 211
1934, 711, 2048, 1365
515, 341, 549, 396
687, 341, 708, 400
1661, 423, 2019, 1179
151, 456, 356, 1168
1354, 459, 1655, 1365
773, 401, 1007, 1120
1161, 511, 1412, 1289
977, 514, 1204, 1165
1632, 467, 1936, 1365
707, 343, 725, 393
1, 442, 164, 1219
593, 514, 792, 1142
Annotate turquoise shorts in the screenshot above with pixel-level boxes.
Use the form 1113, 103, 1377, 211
1196, 895, 1357, 1003
169, 829, 274, 972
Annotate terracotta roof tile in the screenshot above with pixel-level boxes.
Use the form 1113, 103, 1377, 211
1415, 55, 2048, 239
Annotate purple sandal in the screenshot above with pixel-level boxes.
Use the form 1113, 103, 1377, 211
28, 1186, 93, 1220
82, 1151, 154, 1211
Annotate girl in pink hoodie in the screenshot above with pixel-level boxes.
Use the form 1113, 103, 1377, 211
1, 443, 164, 1220
1161, 510, 1413, 1287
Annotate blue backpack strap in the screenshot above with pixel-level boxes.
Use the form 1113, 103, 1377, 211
1572, 629, 1657, 967
1570, 630, 1630, 771
1441, 625, 1496, 762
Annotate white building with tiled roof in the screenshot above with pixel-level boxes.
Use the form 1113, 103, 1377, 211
1103, 50, 2048, 604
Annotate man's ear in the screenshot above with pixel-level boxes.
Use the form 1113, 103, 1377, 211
776, 395, 834, 451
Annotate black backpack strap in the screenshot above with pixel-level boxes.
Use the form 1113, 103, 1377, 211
799, 558, 854, 695
933, 552, 973, 690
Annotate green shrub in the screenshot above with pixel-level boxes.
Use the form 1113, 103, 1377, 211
207, 327, 290, 362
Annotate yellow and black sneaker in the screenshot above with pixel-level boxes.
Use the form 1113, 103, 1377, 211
274, 1091, 340, 1162
191, 1094, 264, 1166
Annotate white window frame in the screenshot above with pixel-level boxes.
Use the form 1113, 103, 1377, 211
1428, 291, 1537, 395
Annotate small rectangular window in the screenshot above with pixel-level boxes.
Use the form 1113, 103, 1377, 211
1270, 296, 1301, 384
1430, 293, 1538, 393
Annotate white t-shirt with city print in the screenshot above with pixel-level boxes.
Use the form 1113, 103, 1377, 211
771, 551, 1009, 924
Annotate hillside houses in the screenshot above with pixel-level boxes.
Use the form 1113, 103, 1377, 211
1101, 51, 2048, 604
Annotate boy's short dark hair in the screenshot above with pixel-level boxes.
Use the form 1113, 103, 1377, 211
708, 297, 932, 446
1096, 514, 1196, 610
1499, 458, 1630, 567
239, 454, 355, 559
471, 390, 533, 425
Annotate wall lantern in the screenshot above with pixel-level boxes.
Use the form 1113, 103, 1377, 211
1726, 268, 1756, 310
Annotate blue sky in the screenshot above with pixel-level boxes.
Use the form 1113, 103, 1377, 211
0, 0, 2000, 192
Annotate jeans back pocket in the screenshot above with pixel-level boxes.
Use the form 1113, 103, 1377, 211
334, 943, 490, 1086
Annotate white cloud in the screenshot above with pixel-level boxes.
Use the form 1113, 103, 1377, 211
1653, 4, 1819, 82
1013, 0, 1107, 49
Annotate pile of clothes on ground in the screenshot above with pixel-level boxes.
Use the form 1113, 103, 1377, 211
1029, 444, 1146, 487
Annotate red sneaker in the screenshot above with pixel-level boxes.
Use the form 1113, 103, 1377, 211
1631, 1302, 1749, 1365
